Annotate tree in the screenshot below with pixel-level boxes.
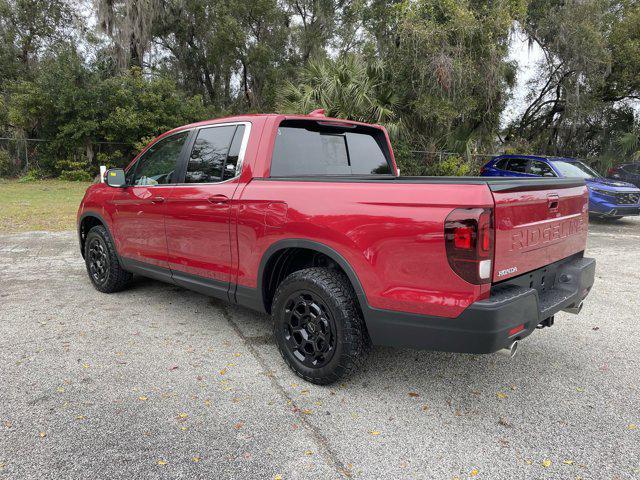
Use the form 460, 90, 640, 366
95, 0, 159, 69
507, 0, 640, 161
279, 54, 401, 136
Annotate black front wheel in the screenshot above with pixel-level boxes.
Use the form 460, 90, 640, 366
84, 225, 132, 293
272, 267, 370, 385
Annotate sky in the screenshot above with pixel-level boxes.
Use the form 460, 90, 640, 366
502, 26, 546, 126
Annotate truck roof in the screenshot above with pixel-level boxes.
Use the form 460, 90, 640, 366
162, 113, 383, 138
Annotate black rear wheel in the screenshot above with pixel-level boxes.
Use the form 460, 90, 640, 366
272, 267, 370, 385
84, 225, 132, 293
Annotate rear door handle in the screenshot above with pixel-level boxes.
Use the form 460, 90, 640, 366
207, 195, 229, 205
547, 194, 559, 211
151, 196, 165, 204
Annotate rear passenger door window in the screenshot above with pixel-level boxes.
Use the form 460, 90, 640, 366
185, 126, 237, 183
505, 158, 529, 174
528, 160, 556, 177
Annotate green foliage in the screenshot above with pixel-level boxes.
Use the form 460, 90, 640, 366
0, 0, 639, 178
279, 55, 401, 137
4, 48, 207, 176
59, 169, 93, 182
0, 149, 14, 177
17, 168, 44, 182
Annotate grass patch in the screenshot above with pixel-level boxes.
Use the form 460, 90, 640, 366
0, 179, 91, 233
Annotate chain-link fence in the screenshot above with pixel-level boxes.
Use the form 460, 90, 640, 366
0, 137, 131, 178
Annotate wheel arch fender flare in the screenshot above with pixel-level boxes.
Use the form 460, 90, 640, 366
255, 239, 369, 314
78, 211, 122, 265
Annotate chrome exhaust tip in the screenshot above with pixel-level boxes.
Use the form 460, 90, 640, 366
563, 301, 583, 315
497, 341, 518, 359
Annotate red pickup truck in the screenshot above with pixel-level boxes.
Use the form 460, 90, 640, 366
78, 112, 596, 384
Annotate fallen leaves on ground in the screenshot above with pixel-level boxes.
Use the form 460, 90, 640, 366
496, 392, 508, 399
408, 392, 419, 398
470, 468, 479, 476
369, 430, 381, 436
157, 460, 167, 466
234, 422, 244, 430
138, 396, 148, 401
562, 460, 574, 465
39, 432, 46, 438
628, 424, 637, 430
542, 459, 552, 468
192, 457, 201, 463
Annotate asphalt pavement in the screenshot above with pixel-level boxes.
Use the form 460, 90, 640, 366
0, 218, 638, 479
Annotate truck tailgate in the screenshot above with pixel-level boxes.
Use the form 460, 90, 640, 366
490, 180, 589, 282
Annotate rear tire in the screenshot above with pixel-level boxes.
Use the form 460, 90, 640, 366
272, 267, 370, 385
84, 225, 132, 293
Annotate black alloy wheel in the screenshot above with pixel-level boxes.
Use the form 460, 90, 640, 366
282, 291, 336, 368
88, 236, 109, 285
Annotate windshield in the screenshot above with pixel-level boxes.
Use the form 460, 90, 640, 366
551, 160, 601, 179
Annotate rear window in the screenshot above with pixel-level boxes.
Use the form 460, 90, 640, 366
270, 120, 392, 176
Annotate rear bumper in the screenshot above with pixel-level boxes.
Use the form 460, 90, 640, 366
364, 256, 596, 354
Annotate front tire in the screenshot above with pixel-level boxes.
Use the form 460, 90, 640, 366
272, 267, 370, 385
84, 225, 132, 293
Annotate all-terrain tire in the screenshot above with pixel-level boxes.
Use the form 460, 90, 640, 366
272, 267, 370, 385
84, 225, 132, 293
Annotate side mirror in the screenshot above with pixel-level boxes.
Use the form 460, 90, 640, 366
105, 168, 126, 187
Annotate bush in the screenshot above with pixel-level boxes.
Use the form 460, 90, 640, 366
430, 155, 473, 176
18, 169, 45, 182
59, 169, 92, 181
0, 149, 15, 178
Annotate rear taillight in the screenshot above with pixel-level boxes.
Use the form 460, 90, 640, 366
607, 167, 616, 176
444, 208, 494, 284
480, 166, 488, 175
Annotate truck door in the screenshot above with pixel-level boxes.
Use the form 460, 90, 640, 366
164, 123, 249, 300
110, 130, 189, 271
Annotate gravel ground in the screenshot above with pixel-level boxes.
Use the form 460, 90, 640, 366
0, 218, 638, 480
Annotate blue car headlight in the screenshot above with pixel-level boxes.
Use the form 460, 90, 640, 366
591, 188, 613, 197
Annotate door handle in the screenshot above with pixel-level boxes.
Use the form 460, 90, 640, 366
151, 196, 165, 204
207, 195, 229, 205
547, 194, 559, 211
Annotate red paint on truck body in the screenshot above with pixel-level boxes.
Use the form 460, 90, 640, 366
78, 113, 589, 321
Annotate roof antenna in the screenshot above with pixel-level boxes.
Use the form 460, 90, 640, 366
308, 109, 326, 117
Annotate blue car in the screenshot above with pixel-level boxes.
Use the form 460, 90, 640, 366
480, 155, 640, 219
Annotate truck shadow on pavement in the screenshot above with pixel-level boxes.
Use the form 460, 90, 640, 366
122, 274, 578, 393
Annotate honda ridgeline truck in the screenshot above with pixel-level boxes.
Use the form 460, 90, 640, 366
78, 111, 596, 384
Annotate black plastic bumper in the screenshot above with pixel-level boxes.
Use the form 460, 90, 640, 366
364, 256, 596, 354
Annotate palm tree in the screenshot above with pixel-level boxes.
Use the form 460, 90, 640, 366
617, 130, 640, 162
278, 55, 402, 138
